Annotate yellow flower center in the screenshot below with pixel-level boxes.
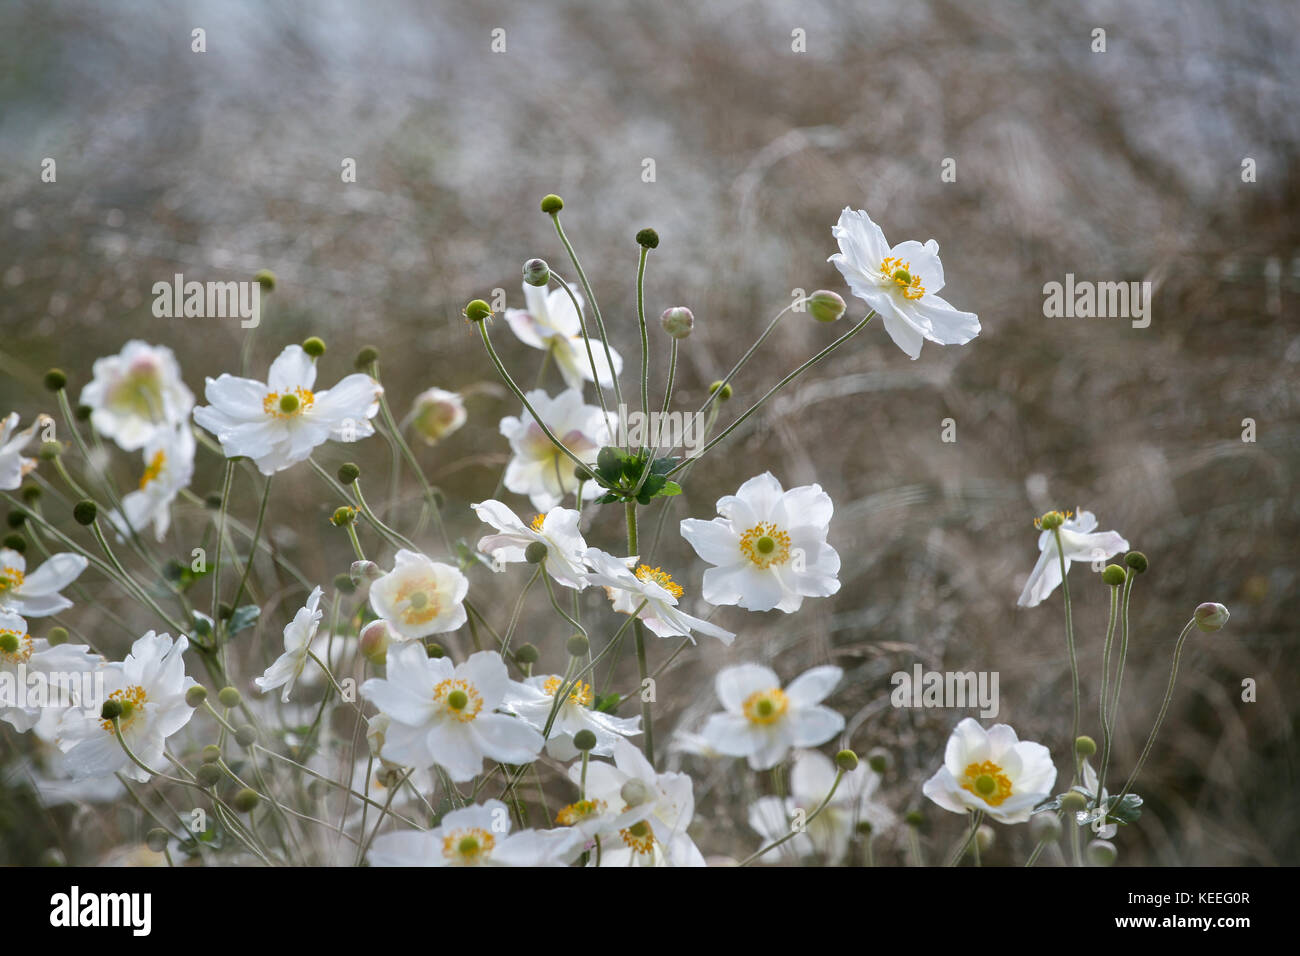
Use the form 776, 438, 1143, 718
1033, 509, 1073, 530
556, 798, 605, 826
634, 565, 683, 599
620, 820, 656, 855
139, 449, 167, 489
738, 522, 792, 569
961, 760, 1013, 806
262, 387, 315, 418
880, 256, 925, 300
742, 687, 789, 726
442, 827, 495, 864
0, 628, 32, 663
543, 675, 593, 707
0, 566, 24, 596
395, 578, 441, 627
101, 685, 147, 732
530, 513, 547, 532
433, 678, 483, 723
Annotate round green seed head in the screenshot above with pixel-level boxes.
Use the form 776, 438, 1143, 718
145, 828, 170, 853
254, 269, 276, 292
235, 725, 257, 748
333, 572, 357, 594
635, 228, 659, 249
301, 336, 326, 358
540, 194, 564, 214
835, 749, 859, 772
463, 299, 493, 323
43, 368, 67, 392
1061, 792, 1088, 813
1037, 510, 1065, 531
74, 403, 93, 422
72, 499, 97, 525
425, 642, 446, 659
523, 258, 550, 287
573, 464, 594, 481
1101, 564, 1127, 587
1075, 735, 1097, 757
525, 541, 549, 564
194, 764, 223, 787
855, 820, 873, 835
7, 509, 27, 528
217, 686, 242, 709
0, 633, 18, 654
867, 748, 891, 774
232, 788, 260, 813
1086, 839, 1118, 866
1124, 551, 1148, 574
38, 441, 61, 461
201, 744, 222, 763
566, 633, 590, 657
573, 729, 598, 752
20, 484, 41, 503
708, 380, 732, 401
2, 534, 25, 553
355, 345, 379, 369
100, 699, 122, 721
204, 493, 223, 509
337, 462, 360, 484
331, 506, 356, 527
46, 626, 69, 647
515, 643, 540, 665
904, 810, 924, 827
185, 685, 208, 707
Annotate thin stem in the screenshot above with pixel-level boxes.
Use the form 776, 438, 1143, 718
1052, 527, 1081, 785
635, 246, 651, 441
550, 213, 624, 412
945, 810, 984, 867
739, 768, 845, 866
229, 474, 272, 613
626, 501, 654, 766
1094, 582, 1121, 812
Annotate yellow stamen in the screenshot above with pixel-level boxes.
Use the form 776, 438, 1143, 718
742, 687, 789, 726
620, 820, 656, 855
556, 798, 605, 826
634, 565, 683, 599
738, 522, 792, 569
879, 256, 925, 300
960, 760, 1013, 806
542, 675, 593, 707
100, 685, 147, 732
433, 678, 483, 723
262, 387, 315, 418
0, 566, 24, 596
530, 513, 547, 532
441, 827, 495, 863
395, 578, 441, 627
0, 628, 32, 663
139, 449, 167, 489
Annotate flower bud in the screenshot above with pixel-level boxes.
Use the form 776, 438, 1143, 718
367, 714, 390, 756
635, 228, 659, 250
43, 368, 67, 392
463, 299, 493, 323
351, 559, 382, 584
3, 535, 25, 553
72, 499, 97, 526
337, 462, 360, 484
410, 388, 467, 446
540, 194, 564, 214
855, 820, 873, 835
1102, 564, 1127, 587
232, 788, 260, 813
100, 699, 122, 722
20, 485, 41, 503
355, 345, 379, 369
1194, 602, 1229, 632
515, 643, 540, 665
46, 626, 69, 647
708, 380, 732, 401
302, 336, 326, 358
525, 541, 548, 564
975, 824, 995, 852
217, 686, 242, 709
330, 506, 356, 527
1086, 838, 1117, 866
808, 290, 846, 323
1124, 551, 1148, 574
566, 633, 590, 657
254, 269, 276, 292
195, 764, 222, 788
835, 749, 859, 772
425, 642, 446, 659
1028, 812, 1062, 843
659, 307, 694, 339
235, 725, 257, 748
145, 828, 170, 853
7, 510, 26, 528
38, 441, 61, 461
523, 258, 550, 287
185, 686, 208, 707
360, 619, 390, 665
620, 779, 651, 808
74, 404, 93, 422
201, 744, 223, 764
573, 729, 598, 752
904, 810, 924, 828
332, 572, 357, 595
1075, 735, 1097, 757
867, 747, 891, 774
1060, 792, 1088, 814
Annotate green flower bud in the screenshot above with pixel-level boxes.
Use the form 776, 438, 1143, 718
0, 633, 18, 654
100, 699, 122, 721
1086, 839, 1117, 866
1028, 812, 1062, 843
232, 788, 260, 813
1075, 735, 1097, 757
463, 299, 493, 323
1036, 510, 1066, 531
1124, 551, 1148, 574
1194, 602, 1230, 632
573, 464, 594, 482
302, 336, 326, 358
904, 810, 924, 828
867, 747, 891, 775
46, 626, 69, 647
708, 380, 732, 401
333, 572, 357, 595
337, 462, 360, 484
38, 441, 61, 461
145, 828, 170, 853
194, 764, 223, 787
523, 258, 550, 287
540, 194, 564, 214
72, 499, 98, 525
359, 620, 389, 665
620, 779, 651, 808
855, 820, 873, 835
635, 228, 659, 249
254, 269, 276, 292
1061, 792, 1088, 814
74, 403, 93, 422
425, 642, 446, 659
659, 306, 694, 339
185, 686, 208, 707
808, 289, 846, 323
235, 725, 257, 748
1101, 564, 1127, 587
835, 749, 859, 772
2, 534, 25, 553
355, 345, 379, 369
204, 493, 222, 509
20, 484, 41, 503
525, 541, 548, 564
201, 745, 223, 763
43, 368, 67, 392
514, 643, 540, 665
217, 686, 242, 709
7, 509, 27, 528
573, 729, 598, 752
331, 506, 356, 527
566, 633, 590, 657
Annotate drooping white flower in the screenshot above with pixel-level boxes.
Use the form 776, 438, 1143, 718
701, 663, 845, 770
368, 549, 469, 641
56, 631, 198, 783
360, 644, 543, 782
502, 674, 641, 760
499, 388, 613, 511
368, 798, 582, 867
472, 499, 590, 590
680, 472, 840, 614
253, 586, 324, 703
79, 341, 195, 451
1016, 509, 1129, 608
921, 717, 1057, 824
0, 548, 88, 618
748, 749, 896, 864
829, 207, 980, 360
107, 423, 195, 542
193, 344, 381, 475
1076, 758, 1118, 839
408, 387, 467, 446
0, 412, 49, 489
583, 548, 735, 645
0, 610, 103, 733
504, 283, 622, 390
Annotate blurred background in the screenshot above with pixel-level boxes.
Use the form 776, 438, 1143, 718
1, 0, 1296, 866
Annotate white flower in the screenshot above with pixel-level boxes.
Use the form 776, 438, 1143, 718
368, 550, 469, 641
79, 341, 195, 451
568, 738, 705, 867
408, 387, 466, 445
583, 548, 735, 645
0, 548, 88, 618
680, 472, 840, 614
56, 631, 198, 783
748, 749, 896, 864
701, 663, 845, 770
360, 644, 543, 782
502, 674, 641, 760
1017, 509, 1129, 608
921, 717, 1057, 824
472, 499, 590, 590
499, 388, 613, 511
193, 344, 381, 475
0, 412, 48, 489
829, 207, 980, 360
368, 798, 582, 867
253, 586, 324, 703
1076, 758, 1118, 839
504, 283, 622, 390
107, 423, 195, 542
0, 609, 102, 733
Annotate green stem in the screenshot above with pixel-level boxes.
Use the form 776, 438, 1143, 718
1052, 528, 1081, 786
550, 213, 624, 413
625, 501, 655, 766
739, 768, 845, 866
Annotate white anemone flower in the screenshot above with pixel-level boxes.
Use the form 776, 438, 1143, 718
583, 548, 735, 645
0, 412, 49, 489
828, 207, 980, 360
0, 610, 102, 733
368, 549, 469, 641
499, 388, 613, 511
253, 586, 324, 703
748, 749, 897, 864
680, 472, 840, 614
502, 674, 641, 760
107, 423, 195, 542
79, 341, 195, 451
701, 663, 845, 770
1016, 509, 1129, 608
408, 387, 467, 445
368, 798, 582, 867
1076, 758, 1119, 839
56, 631, 198, 783
193, 344, 381, 475
360, 644, 543, 782
0, 548, 88, 618
504, 283, 622, 390
921, 717, 1057, 824
472, 499, 590, 590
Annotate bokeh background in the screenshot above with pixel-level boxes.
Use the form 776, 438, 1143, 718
1, 0, 1297, 865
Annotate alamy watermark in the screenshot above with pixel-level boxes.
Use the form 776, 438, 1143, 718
1042, 274, 1151, 328
0, 667, 105, 711
151, 273, 260, 328
890, 664, 1000, 718
614, 402, 704, 456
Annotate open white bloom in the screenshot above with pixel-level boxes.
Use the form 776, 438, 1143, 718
368, 549, 468, 640
193, 344, 381, 475
0, 610, 102, 733
680, 472, 840, 613
505, 283, 622, 390
702, 663, 845, 770
0, 548, 88, 618
567, 737, 705, 867
80, 341, 195, 451
922, 717, 1057, 824
499, 388, 613, 511
829, 207, 980, 360
107, 423, 195, 542
254, 586, 324, 703
584, 548, 734, 645
472, 499, 590, 589
408, 387, 467, 445
369, 798, 582, 867
502, 674, 641, 760
1076, 758, 1118, 839
1016, 509, 1129, 608
748, 749, 896, 864
0, 412, 48, 489
361, 644, 542, 782
57, 631, 198, 783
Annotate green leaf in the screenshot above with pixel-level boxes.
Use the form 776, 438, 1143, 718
593, 693, 622, 714
650, 456, 679, 475
1108, 793, 1144, 825
655, 481, 682, 498
227, 605, 261, 636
